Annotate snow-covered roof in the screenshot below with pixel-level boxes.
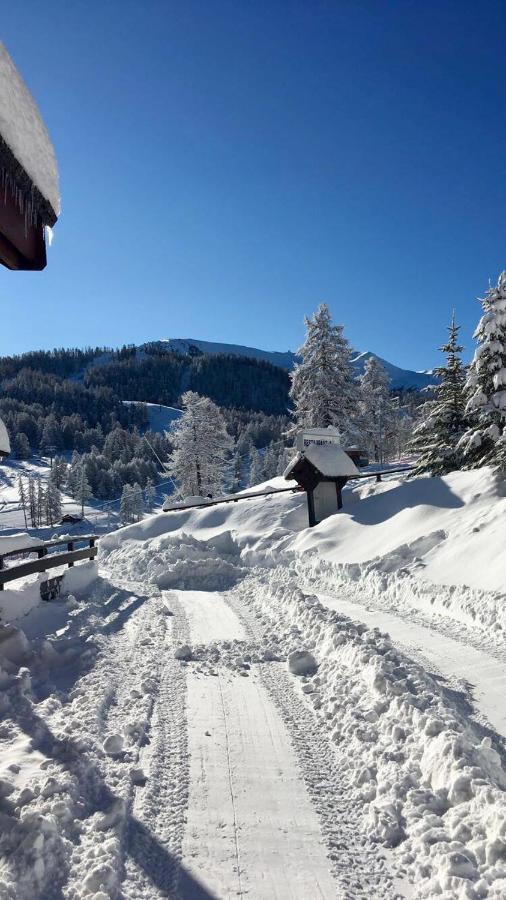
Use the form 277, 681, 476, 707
284, 445, 359, 480
0, 43, 59, 224
0, 417, 10, 457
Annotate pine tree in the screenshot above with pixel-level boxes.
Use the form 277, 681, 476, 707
168, 391, 233, 497
28, 477, 37, 527
359, 357, 397, 464
67, 451, 82, 498
230, 449, 243, 492
144, 477, 156, 510
52, 456, 68, 490
76, 465, 93, 517
14, 432, 31, 459
459, 271, 506, 466
131, 482, 145, 521
262, 442, 279, 480
36, 478, 45, 526
289, 303, 358, 441
45, 470, 62, 526
409, 315, 467, 475
276, 446, 289, 476
248, 447, 263, 486
120, 484, 134, 523
17, 476, 28, 529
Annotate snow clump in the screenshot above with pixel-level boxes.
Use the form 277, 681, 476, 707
287, 649, 318, 676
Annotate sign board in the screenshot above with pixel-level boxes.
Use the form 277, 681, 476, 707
296, 427, 341, 452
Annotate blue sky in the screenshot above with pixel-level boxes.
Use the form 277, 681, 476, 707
2, 0, 506, 369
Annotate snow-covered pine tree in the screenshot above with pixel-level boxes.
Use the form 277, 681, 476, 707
409, 314, 467, 475
276, 446, 289, 476
120, 484, 134, 523
67, 451, 82, 499
45, 470, 62, 526
17, 476, 28, 529
359, 357, 396, 464
262, 442, 279, 480
144, 478, 156, 511
231, 448, 243, 492
28, 476, 37, 527
36, 478, 45, 526
248, 447, 263, 486
168, 392, 233, 498
52, 456, 68, 490
289, 303, 358, 441
131, 482, 145, 521
459, 271, 506, 466
76, 465, 93, 517
14, 433, 31, 459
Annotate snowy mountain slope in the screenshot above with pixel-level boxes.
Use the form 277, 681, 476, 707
121, 401, 182, 433
349, 350, 437, 390
145, 337, 298, 370
143, 337, 436, 390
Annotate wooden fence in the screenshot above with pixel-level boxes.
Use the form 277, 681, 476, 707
0, 535, 98, 593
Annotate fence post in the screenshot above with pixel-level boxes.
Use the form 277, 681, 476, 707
67, 541, 74, 567
0, 556, 3, 591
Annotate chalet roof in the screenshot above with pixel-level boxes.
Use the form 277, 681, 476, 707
0, 416, 10, 457
284, 444, 359, 480
0, 43, 59, 227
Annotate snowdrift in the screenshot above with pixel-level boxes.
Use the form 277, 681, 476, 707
102, 467, 506, 593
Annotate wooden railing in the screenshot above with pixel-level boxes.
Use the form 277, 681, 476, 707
0, 535, 98, 592
349, 465, 413, 483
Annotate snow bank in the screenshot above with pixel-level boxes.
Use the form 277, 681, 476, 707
237, 569, 506, 897
0, 577, 44, 623
103, 468, 506, 593
0, 533, 42, 555
60, 561, 98, 598
0, 563, 98, 625
292, 467, 506, 593
102, 530, 244, 592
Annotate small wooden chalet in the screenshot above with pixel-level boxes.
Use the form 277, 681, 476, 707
0, 43, 59, 270
284, 443, 359, 527
0, 417, 10, 458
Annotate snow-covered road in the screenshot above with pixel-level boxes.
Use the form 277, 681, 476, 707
1, 576, 401, 898
3, 467, 506, 899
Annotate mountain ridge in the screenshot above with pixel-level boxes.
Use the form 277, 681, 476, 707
145, 338, 435, 391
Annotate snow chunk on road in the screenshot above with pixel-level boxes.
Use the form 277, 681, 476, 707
287, 649, 318, 676
103, 734, 124, 756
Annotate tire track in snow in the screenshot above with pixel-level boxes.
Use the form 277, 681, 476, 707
215, 672, 245, 898
228, 590, 401, 899
121, 589, 192, 898
180, 589, 338, 899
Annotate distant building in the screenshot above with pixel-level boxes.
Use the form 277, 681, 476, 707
0, 43, 59, 270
